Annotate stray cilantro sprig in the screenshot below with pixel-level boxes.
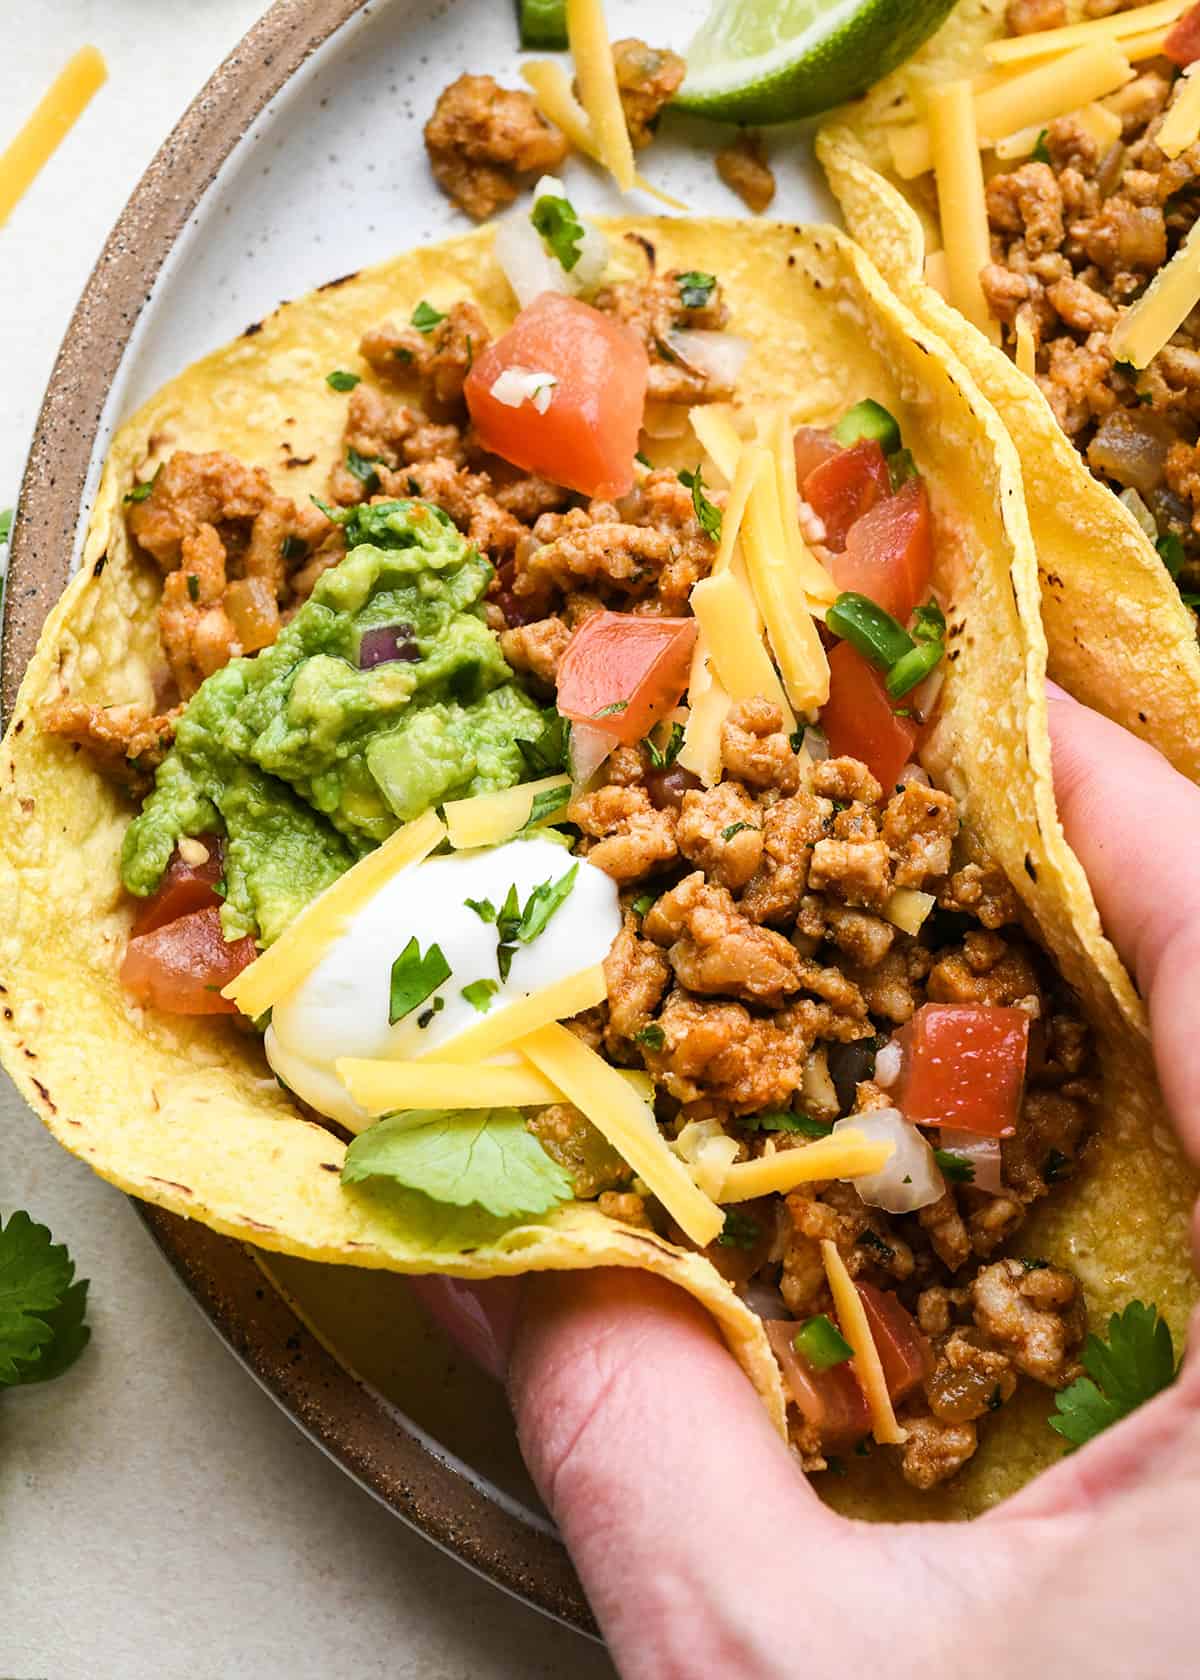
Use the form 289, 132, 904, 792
523, 783, 571, 831
934, 1148, 975, 1184
1050, 1300, 1177, 1448
123, 465, 162, 505
532, 192, 586, 271
389, 938, 452, 1024
677, 271, 716, 310
346, 447, 386, 495
411, 300, 446, 333
518, 712, 569, 775
0, 508, 12, 546
678, 465, 723, 542
0, 1209, 90, 1387
1031, 129, 1050, 164
644, 721, 684, 770
461, 978, 499, 1014
478, 865, 580, 981
717, 1210, 760, 1249
343, 1108, 573, 1217
1158, 532, 1185, 579
740, 1111, 830, 1138
326, 369, 361, 391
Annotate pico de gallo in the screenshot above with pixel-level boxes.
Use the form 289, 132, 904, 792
51, 201, 1107, 1492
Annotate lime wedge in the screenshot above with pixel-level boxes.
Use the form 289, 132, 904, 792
676, 0, 959, 123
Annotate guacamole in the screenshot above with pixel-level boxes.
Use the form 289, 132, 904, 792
122, 500, 550, 943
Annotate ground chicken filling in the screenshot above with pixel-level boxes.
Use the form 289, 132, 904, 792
51, 266, 1102, 1492
980, 20, 1200, 599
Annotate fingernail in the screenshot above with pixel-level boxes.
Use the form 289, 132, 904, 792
406, 1274, 521, 1382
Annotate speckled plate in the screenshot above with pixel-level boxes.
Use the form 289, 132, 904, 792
2, 0, 834, 1633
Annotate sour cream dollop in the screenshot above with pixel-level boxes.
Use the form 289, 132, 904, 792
265, 836, 621, 1129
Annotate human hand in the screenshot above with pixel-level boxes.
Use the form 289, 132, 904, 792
424, 689, 1200, 1680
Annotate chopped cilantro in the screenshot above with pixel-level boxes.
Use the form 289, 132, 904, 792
635, 450, 653, 469
483, 866, 579, 980
858, 1228, 895, 1263
934, 1148, 975, 1184
531, 192, 586, 271
742, 1111, 831, 1137
123, 465, 161, 505
186, 574, 199, 603
677, 270, 717, 309
793, 1314, 854, 1370
1050, 1301, 1177, 1448
721, 820, 758, 842
461, 978, 499, 1014
417, 997, 446, 1030
280, 532, 308, 562
0, 508, 12, 545
911, 598, 946, 643
342, 1107, 573, 1217
887, 447, 918, 491
678, 465, 723, 542
634, 1023, 666, 1051
989, 1384, 1004, 1411
1031, 129, 1050, 164
389, 937, 451, 1024
644, 721, 684, 770
465, 896, 497, 924
1158, 531, 1186, 578
593, 699, 629, 719
516, 863, 579, 943
0, 1209, 90, 1387
326, 369, 361, 391
523, 783, 571, 828
346, 447, 386, 494
631, 891, 657, 917
518, 712, 569, 775
411, 300, 446, 333
717, 1209, 760, 1249
1021, 1257, 1050, 1271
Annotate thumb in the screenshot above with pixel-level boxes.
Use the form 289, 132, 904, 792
508, 1268, 849, 1676
1046, 684, 1200, 1166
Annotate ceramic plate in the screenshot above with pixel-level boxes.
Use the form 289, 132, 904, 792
3, 0, 836, 1631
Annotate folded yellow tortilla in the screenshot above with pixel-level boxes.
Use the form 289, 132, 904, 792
817, 0, 1200, 782
1, 217, 1193, 1517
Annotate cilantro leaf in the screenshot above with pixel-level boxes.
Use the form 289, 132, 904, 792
593, 699, 629, 719
0, 1210, 90, 1387
326, 369, 361, 391
678, 465, 723, 541
721, 820, 758, 841
123, 465, 161, 505
531, 192, 586, 271
677, 270, 716, 310
411, 300, 446, 333
631, 891, 657, 917
523, 783, 571, 829
465, 896, 497, 924
644, 721, 684, 770
717, 1210, 760, 1249
341, 1108, 573, 1217
346, 447, 386, 495
741, 1111, 830, 1137
0, 508, 12, 545
1050, 1301, 1177, 1448
518, 712, 569, 775
516, 864, 579, 944
461, 978, 499, 1014
934, 1148, 975, 1184
1158, 531, 1186, 578
634, 1023, 665, 1050
389, 937, 451, 1024
1031, 128, 1050, 164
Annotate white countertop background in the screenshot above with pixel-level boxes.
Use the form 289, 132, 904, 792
1, 7, 615, 1675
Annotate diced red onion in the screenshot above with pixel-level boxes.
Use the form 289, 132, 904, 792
359, 624, 420, 667
833, 1108, 944, 1212
568, 720, 615, 788
939, 1127, 1004, 1195
661, 328, 750, 389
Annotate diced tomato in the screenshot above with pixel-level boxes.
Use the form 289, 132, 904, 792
121, 906, 258, 1016
821, 642, 919, 789
833, 478, 933, 624
793, 425, 842, 484
1165, 1, 1200, 65
855, 1284, 931, 1404
802, 438, 890, 550
131, 837, 225, 938
465, 294, 649, 499
556, 610, 696, 744
895, 1003, 1031, 1137
765, 1320, 871, 1450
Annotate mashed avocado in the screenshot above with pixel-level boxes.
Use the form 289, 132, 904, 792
122, 500, 550, 942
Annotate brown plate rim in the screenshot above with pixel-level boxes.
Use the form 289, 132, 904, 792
3, 0, 591, 1634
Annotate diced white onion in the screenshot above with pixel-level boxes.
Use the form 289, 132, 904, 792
896, 762, 931, 788
833, 1108, 944, 1213
1119, 486, 1158, 542
675, 1119, 740, 1201
494, 176, 610, 310
568, 720, 616, 788
873, 1038, 903, 1090
797, 502, 827, 546
661, 329, 751, 389
939, 1127, 1004, 1195
801, 1045, 839, 1120
882, 886, 935, 936
911, 664, 945, 721
802, 726, 830, 762
489, 366, 558, 412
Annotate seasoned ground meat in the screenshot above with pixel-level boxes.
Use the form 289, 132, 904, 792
970, 1259, 1086, 1387
645, 872, 810, 1005
360, 301, 491, 417
499, 616, 572, 686
424, 74, 568, 220
715, 132, 777, 214
593, 270, 734, 404
40, 700, 181, 792
720, 698, 800, 793
570, 784, 678, 881
980, 33, 1200, 586
604, 916, 671, 1047
676, 782, 763, 889
610, 39, 685, 150
899, 1414, 978, 1490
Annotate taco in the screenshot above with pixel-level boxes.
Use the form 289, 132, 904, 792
1, 204, 1193, 1517
819, 0, 1200, 782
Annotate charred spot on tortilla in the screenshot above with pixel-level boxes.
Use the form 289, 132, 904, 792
93, 554, 106, 576
318, 271, 360, 291
242, 320, 264, 338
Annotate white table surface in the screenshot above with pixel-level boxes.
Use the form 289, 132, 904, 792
1, 7, 616, 1675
